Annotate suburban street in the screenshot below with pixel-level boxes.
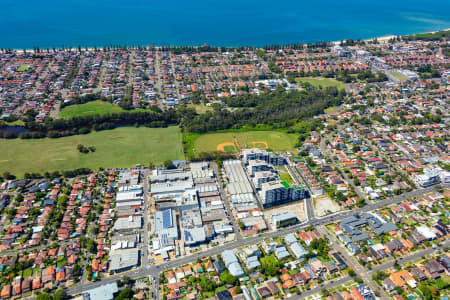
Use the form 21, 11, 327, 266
286, 161, 314, 221
67, 183, 449, 296
316, 226, 389, 299
285, 239, 450, 300
319, 135, 367, 202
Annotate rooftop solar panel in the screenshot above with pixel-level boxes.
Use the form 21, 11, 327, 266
162, 209, 173, 228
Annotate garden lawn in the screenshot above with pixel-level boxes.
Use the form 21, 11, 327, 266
0, 126, 184, 176
193, 131, 298, 153
296, 77, 345, 89
58, 100, 125, 119
278, 167, 294, 184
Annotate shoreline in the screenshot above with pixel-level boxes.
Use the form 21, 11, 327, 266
6, 27, 450, 53
337, 27, 450, 45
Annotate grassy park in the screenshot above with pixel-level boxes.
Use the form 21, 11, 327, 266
191, 131, 298, 154
58, 100, 125, 119
17, 65, 30, 72
0, 126, 184, 176
390, 72, 408, 81
296, 77, 345, 89
187, 103, 213, 114
324, 106, 339, 114
3, 120, 25, 126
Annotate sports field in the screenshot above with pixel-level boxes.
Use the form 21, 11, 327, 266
193, 131, 298, 153
296, 77, 345, 89
59, 100, 125, 119
390, 72, 407, 81
0, 126, 184, 176
17, 65, 30, 72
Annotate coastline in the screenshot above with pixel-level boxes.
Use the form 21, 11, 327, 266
340, 27, 450, 45
7, 27, 450, 53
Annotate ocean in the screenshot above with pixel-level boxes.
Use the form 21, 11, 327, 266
1, 0, 449, 48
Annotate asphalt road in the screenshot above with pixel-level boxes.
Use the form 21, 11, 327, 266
317, 226, 389, 299
285, 240, 450, 300
142, 169, 150, 266
319, 136, 367, 202
67, 183, 449, 296
286, 162, 314, 222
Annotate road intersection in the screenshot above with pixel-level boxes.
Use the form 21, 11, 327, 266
67, 183, 449, 296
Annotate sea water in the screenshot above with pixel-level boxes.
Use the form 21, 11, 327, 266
1, 0, 449, 48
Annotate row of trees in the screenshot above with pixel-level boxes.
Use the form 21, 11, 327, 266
182, 87, 344, 133
2, 87, 343, 140
5, 110, 177, 139
59, 93, 105, 109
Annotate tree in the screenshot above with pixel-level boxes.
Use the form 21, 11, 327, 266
36, 293, 52, 300
215, 157, 223, 168
372, 270, 388, 281
260, 256, 281, 276
348, 268, 356, 277
321, 288, 330, 297
393, 259, 400, 270
419, 284, 433, 300
122, 276, 132, 286
238, 221, 245, 230
219, 271, 237, 285
115, 288, 134, 300
73, 263, 82, 277
53, 288, 69, 300
356, 198, 366, 208
2, 172, 15, 180
163, 160, 175, 169
86, 239, 97, 253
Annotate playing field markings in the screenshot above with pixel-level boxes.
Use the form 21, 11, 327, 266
233, 136, 242, 151
252, 141, 269, 149
217, 142, 236, 152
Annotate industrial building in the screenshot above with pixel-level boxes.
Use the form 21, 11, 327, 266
223, 160, 259, 212
109, 248, 140, 273
154, 209, 178, 248
271, 211, 298, 229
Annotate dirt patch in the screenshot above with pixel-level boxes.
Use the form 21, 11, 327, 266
252, 141, 269, 149
313, 195, 341, 217
217, 142, 236, 152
